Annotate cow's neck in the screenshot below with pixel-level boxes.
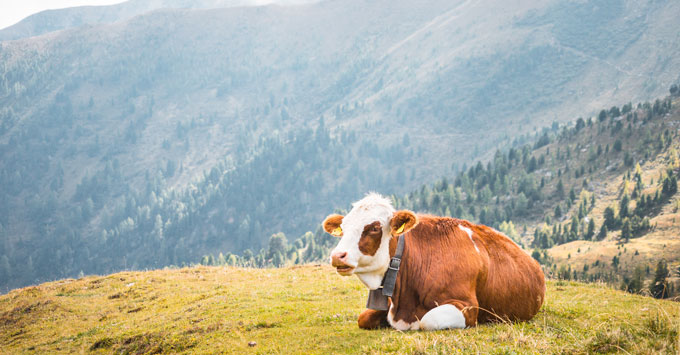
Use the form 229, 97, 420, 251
357, 273, 385, 290
355, 235, 400, 290
389, 235, 399, 257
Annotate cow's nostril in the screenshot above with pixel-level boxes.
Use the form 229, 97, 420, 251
331, 251, 350, 266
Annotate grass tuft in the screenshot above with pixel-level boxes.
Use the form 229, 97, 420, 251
89, 337, 114, 350
587, 326, 632, 353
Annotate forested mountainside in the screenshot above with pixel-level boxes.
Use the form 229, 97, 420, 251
397, 94, 680, 298
0, 122, 411, 290
2, 0, 680, 291
401, 93, 680, 298
205, 92, 680, 299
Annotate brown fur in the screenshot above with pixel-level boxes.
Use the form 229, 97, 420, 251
362, 215, 545, 328
358, 222, 382, 256
357, 309, 390, 329
322, 214, 344, 236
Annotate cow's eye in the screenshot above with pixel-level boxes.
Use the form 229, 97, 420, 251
371, 225, 381, 233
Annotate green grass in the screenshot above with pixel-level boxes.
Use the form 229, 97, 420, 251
1, 265, 678, 354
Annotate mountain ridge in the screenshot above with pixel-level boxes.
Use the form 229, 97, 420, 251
0, 0, 322, 40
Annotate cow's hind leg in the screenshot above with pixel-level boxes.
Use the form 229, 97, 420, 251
419, 300, 478, 330
358, 309, 389, 329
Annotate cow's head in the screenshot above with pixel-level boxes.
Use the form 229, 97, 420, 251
323, 193, 418, 289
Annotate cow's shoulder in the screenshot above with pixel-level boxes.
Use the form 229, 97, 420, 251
411, 214, 470, 230
405, 215, 483, 255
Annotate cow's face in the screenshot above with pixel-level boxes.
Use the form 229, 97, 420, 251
323, 193, 418, 289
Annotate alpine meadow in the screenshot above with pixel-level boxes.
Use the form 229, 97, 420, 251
1, 0, 680, 353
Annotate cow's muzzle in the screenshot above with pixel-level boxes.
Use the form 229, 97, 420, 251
331, 251, 355, 275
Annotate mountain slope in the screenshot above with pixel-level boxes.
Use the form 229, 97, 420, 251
378, 94, 680, 296
200, 94, 680, 302
0, 0, 321, 41
0, 265, 678, 353
2, 0, 680, 291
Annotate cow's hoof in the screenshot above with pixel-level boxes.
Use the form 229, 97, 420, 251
358, 310, 389, 329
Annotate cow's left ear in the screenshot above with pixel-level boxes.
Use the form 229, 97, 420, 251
323, 214, 345, 237
390, 210, 418, 236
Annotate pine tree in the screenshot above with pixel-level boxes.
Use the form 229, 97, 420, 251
662, 175, 678, 197
650, 260, 670, 299
267, 232, 288, 261
619, 194, 630, 219
624, 266, 644, 294
598, 109, 607, 122
556, 179, 565, 199
586, 218, 595, 240
272, 252, 285, 267
597, 225, 608, 240
604, 206, 617, 229
570, 215, 579, 238
554, 204, 562, 219
620, 218, 631, 243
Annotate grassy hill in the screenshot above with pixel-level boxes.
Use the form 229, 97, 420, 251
0, 265, 678, 354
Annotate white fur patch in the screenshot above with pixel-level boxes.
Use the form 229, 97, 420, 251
419, 304, 466, 330
459, 225, 479, 253
387, 304, 420, 330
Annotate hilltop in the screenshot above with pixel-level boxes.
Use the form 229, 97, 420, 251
2, 0, 680, 290
0, 265, 678, 353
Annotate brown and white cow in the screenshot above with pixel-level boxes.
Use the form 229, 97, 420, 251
323, 193, 545, 330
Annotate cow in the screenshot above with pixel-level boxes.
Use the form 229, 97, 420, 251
323, 193, 545, 330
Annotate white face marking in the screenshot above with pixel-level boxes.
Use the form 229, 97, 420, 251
387, 304, 420, 331
419, 304, 467, 330
329, 193, 395, 289
459, 225, 479, 253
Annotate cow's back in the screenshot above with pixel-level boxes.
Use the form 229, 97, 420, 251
472, 224, 545, 322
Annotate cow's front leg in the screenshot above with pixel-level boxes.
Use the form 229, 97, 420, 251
419, 299, 478, 330
358, 309, 389, 329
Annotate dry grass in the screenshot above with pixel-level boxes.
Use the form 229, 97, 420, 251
0, 265, 678, 354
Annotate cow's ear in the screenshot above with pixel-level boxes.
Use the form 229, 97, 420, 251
390, 210, 418, 236
323, 214, 344, 237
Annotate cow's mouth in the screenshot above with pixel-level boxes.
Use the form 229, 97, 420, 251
336, 266, 355, 275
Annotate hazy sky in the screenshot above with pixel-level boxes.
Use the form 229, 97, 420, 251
0, 0, 125, 30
